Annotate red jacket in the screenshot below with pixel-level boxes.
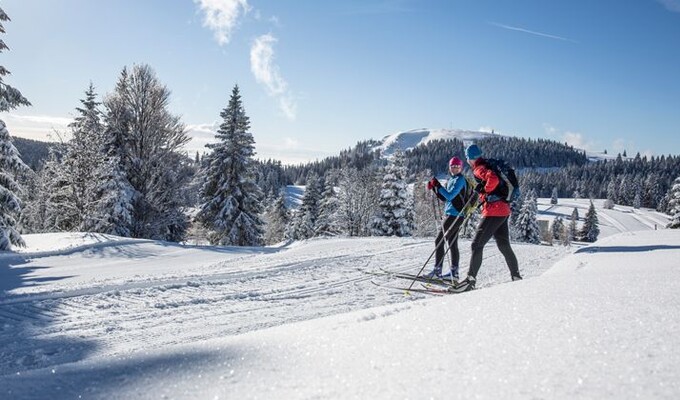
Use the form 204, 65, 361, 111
471, 158, 511, 217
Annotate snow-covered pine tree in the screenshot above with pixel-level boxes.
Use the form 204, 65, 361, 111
263, 193, 289, 244
550, 187, 558, 205
196, 85, 264, 246
509, 191, 523, 239
666, 176, 680, 229
337, 167, 380, 237
514, 190, 541, 244
43, 83, 108, 232
17, 168, 48, 233
371, 150, 412, 237
550, 216, 564, 240
315, 178, 341, 237
292, 173, 321, 240
579, 200, 600, 242
606, 179, 618, 205
0, 7, 32, 250
104, 64, 191, 241
568, 207, 578, 242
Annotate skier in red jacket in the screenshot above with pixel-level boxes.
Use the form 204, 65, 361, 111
453, 144, 522, 292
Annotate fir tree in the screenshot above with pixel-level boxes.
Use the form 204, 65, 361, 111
667, 176, 680, 229
371, 150, 412, 237
0, 7, 32, 250
514, 191, 541, 244
550, 187, 558, 205
263, 193, 289, 244
550, 216, 565, 240
633, 191, 641, 209
293, 173, 321, 240
569, 207, 579, 242
337, 168, 380, 237
45, 83, 108, 232
315, 179, 341, 237
580, 201, 600, 242
197, 85, 264, 246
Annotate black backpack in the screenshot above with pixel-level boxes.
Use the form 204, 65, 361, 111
480, 158, 521, 203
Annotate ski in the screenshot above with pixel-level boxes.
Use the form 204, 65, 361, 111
377, 267, 458, 287
370, 280, 449, 295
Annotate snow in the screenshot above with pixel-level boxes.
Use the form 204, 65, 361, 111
379, 128, 499, 156
1, 202, 678, 399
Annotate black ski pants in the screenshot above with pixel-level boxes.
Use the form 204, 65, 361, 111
467, 216, 520, 279
435, 215, 465, 274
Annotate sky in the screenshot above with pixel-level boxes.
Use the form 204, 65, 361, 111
1, 0, 680, 164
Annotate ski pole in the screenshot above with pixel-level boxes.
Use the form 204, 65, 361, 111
435, 201, 482, 285
431, 191, 452, 277
408, 192, 478, 290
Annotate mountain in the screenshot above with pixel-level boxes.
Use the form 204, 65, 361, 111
378, 128, 500, 156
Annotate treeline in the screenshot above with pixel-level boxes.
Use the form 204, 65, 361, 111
521, 153, 680, 212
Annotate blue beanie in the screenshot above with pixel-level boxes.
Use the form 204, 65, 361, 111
465, 144, 482, 160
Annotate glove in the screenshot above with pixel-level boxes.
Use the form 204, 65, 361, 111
474, 182, 486, 194
427, 177, 441, 191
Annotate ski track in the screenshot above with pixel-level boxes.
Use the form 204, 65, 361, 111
0, 238, 565, 376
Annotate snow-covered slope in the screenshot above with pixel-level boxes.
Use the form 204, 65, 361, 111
378, 128, 500, 156
0, 204, 677, 399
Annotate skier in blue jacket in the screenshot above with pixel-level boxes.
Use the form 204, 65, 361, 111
423, 156, 469, 282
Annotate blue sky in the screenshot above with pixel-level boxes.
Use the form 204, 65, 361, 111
2, 0, 680, 163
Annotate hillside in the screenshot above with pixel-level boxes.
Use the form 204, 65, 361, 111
0, 200, 675, 399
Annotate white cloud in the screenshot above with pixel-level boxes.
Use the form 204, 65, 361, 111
658, 0, 680, 13
543, 123, 596, 151
250, 34, 297, 121
184, 124, 327, 164
194, 0, 250, 46
489, 21, 576, 43
3, 113, 73, 141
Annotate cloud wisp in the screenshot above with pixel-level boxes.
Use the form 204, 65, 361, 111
194, 0, 250, 46
657, 0, 680, 13
490, 21, 576, 43
250, 34, 297, 121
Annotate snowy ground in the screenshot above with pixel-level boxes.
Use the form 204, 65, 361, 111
1, 200, 676, 399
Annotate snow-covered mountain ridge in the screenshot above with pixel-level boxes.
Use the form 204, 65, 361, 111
376, 128, 627, 163
377, 128, 499, 155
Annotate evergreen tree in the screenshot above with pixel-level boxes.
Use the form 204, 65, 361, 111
633, 191, 641, 209
550, 216, 565, 240
315, 179, 341, 236
569, 207, 579, 242
44, 83, 108, 232
293, 173, 321, 240
263, 193, 289, 244
515, 191, 541, 244
371, 150, 412, 237
606, 179, 618, 205
667, 176, 680, 229
103, 64, 191, 241
550, 187, 558, 205
0, 8, 32, 250
197, 85, 264, 246
580, 201, 600, 242
337, 168, 380, 236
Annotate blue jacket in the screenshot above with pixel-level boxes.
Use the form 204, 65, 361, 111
437, 173, 467, 217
